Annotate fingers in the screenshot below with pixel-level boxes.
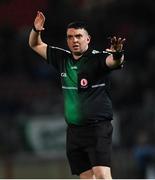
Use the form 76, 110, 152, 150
36, 11, 45, 21
106, 48, 113, 53
110, 36, 117, 45
109, 36, 126, 45
108, 36, 126, 52
34, 11, 46, 31
118, 37, 126, 45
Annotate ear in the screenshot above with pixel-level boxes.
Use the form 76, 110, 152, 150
87, 35, 91, 43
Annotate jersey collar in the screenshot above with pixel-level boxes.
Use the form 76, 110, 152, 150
70, 47, 93, 61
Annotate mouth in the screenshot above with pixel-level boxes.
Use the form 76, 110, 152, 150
73, 45, 79, 49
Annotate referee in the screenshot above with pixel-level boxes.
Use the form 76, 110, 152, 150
29, 11, 125, 179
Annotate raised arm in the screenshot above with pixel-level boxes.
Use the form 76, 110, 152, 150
105, 36, 126, 69
29, 11, 47, 60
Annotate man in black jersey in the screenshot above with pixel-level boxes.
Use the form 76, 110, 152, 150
29, 11, 125, 179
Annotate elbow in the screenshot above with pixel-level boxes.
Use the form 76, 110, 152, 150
28, 38, 33, 48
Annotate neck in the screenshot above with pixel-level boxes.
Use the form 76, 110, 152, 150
73, 54, 83, 60
72, 46, 88, 60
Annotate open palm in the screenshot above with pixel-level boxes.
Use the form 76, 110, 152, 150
34, 11, 45, 31
106, 36, 125, 52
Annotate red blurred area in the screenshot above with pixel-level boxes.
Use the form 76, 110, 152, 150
0, 0, 47, 29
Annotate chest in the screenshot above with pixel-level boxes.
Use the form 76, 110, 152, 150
60, 57, 105, 89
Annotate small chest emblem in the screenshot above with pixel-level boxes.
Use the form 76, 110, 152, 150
80, 78, 88, 88
61, 72, 67, 77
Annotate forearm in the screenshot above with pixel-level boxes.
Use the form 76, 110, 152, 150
106, 54, 124, 68
29, 29, 43, 48
28, 28, 47, 59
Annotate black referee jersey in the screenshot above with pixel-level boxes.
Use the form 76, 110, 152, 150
47, 46, 119, 126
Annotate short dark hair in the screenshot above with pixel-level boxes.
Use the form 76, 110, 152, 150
67, 21, 90, 34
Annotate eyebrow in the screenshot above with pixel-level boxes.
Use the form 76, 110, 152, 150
67, 34, 83, 37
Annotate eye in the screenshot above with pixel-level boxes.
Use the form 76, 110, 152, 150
67, 35, 73, 40
75, 34, 82, 39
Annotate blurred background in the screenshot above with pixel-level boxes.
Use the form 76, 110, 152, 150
0, 0, 155, 178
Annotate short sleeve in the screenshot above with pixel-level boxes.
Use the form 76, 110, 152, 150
98, 51, 111, 72
47, 45, 70, 71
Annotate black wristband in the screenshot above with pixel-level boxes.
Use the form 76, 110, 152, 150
32, 25, 41, 33
112, 50, 124, 60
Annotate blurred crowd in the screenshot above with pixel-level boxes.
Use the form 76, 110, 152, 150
0, 0, 155, 178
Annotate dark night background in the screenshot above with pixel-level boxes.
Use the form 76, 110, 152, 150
0, 0, 155, 178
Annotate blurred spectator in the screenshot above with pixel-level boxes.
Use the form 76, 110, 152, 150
133, 131, 155, 178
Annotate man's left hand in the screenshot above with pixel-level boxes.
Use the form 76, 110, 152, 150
106, 36, 126, 53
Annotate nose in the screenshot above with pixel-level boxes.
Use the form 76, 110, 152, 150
72, 36, 78, 42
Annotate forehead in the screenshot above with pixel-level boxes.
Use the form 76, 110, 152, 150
67, 28, 88, 35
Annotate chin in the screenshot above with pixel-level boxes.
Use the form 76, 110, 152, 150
73, 51, 82, 56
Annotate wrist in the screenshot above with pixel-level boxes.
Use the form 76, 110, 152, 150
32, 25, 41, 33
112, 50, 124, 60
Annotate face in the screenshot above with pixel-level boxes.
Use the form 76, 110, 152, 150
66, 28, 91, 56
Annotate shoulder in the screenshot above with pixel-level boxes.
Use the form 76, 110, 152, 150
48, 45, 71, 55
92, 50, 110, 55
87, 49, 110, 58
88, 49, 111, 70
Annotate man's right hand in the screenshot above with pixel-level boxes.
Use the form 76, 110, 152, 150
29, 11, 47, 60
34, 11, 45, 31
